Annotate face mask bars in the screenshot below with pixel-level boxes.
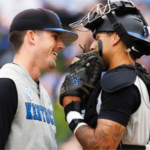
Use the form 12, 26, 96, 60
69, 0, 145, 32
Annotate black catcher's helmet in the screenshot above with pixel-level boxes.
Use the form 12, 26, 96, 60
70, 0, 150, 58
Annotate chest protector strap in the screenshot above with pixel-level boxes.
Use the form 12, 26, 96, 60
84, 79, 101, 128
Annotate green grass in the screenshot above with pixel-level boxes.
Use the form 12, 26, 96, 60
53, 100, 72, 144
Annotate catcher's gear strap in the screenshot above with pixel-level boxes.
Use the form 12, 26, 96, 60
134, 63, 150, 97
84, 79, 101, 128
106, 12, 142, 58
101, 69, 136, 93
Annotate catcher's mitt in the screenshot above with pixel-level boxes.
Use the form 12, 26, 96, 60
59, 50, 103, 108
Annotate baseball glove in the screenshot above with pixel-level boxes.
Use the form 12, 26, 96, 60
59, 50, 103, 108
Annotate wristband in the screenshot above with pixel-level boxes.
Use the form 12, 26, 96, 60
74, 122, 87, 134
66, 111, 87, 133
66, 111, 83, 123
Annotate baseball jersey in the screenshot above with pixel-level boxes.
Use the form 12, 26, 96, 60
96, 65, 150, 147
0, 63, 57, 150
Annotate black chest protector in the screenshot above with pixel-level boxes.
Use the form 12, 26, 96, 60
84, 63, 150, 129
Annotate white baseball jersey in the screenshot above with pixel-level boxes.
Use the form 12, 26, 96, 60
0, 63, 57, 150
96, 76, 150, 146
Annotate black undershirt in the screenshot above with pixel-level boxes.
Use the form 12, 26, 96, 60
0, 78, 18, 149
98, 84, 141, 126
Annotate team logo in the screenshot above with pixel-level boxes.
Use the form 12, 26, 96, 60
132, 46, 139, 52
25, 87, 33, 101
70, 75, 83, 85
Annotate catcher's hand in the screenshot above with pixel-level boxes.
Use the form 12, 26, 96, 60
59, 50, 103, 108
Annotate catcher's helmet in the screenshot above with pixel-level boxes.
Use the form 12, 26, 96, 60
70, 0, 150, 58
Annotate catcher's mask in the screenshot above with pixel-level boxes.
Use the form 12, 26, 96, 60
69, 0, 150, 58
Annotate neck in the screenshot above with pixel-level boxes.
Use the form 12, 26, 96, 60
13, 55, 41, 81
108, 52, 135, 70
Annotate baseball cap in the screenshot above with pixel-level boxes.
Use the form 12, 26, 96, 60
9, 8, 78, 42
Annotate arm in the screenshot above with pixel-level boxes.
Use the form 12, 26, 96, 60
0, 78, 18, 149
63, 84, 140, 150
63, 97, 125, 150
75, 119, 125, 150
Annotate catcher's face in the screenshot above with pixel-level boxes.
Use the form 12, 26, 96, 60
90, 33, 114, 70
35, 30, 65, 71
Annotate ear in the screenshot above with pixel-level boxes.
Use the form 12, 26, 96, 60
26, 30, 36, 45
112, 32, 120, 46
147, 36, 150, 42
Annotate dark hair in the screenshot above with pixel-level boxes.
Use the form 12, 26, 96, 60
93, 31, 114, 39
9, 30, 42, 53
107, 32, 114, 37
9, 30, 28, 53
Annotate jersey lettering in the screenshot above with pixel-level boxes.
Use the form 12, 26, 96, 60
25, 103, 33, 119
48, 109, 55, 125
32, 104, 38, 120
45, 109, 51, 124
40, 106, 46, 122
36, 105, 42, 121
25, 102, 55, 125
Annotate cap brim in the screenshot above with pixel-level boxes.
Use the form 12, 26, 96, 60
128, 31, 150, 44
44, 28, 78, 43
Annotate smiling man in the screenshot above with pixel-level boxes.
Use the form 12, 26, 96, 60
0, 8, 78, 150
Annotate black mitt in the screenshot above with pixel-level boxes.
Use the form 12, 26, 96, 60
59, 50, 103, 108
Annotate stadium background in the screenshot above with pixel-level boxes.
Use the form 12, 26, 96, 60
0, 0, 150, 149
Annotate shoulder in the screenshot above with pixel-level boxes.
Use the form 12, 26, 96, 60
0, 78, 16, 87
101, 66, 136, 92
0, 78, 18, 111
0, 63, 22, 80
0, 78, 17, 94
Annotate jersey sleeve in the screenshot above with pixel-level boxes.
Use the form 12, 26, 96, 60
0, 78, 18, 149
98, 84, 141, 127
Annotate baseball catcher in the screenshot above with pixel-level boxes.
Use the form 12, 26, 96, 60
59, 0, 150, 150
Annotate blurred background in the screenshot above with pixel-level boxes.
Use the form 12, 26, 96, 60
0, 0, 150, 149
